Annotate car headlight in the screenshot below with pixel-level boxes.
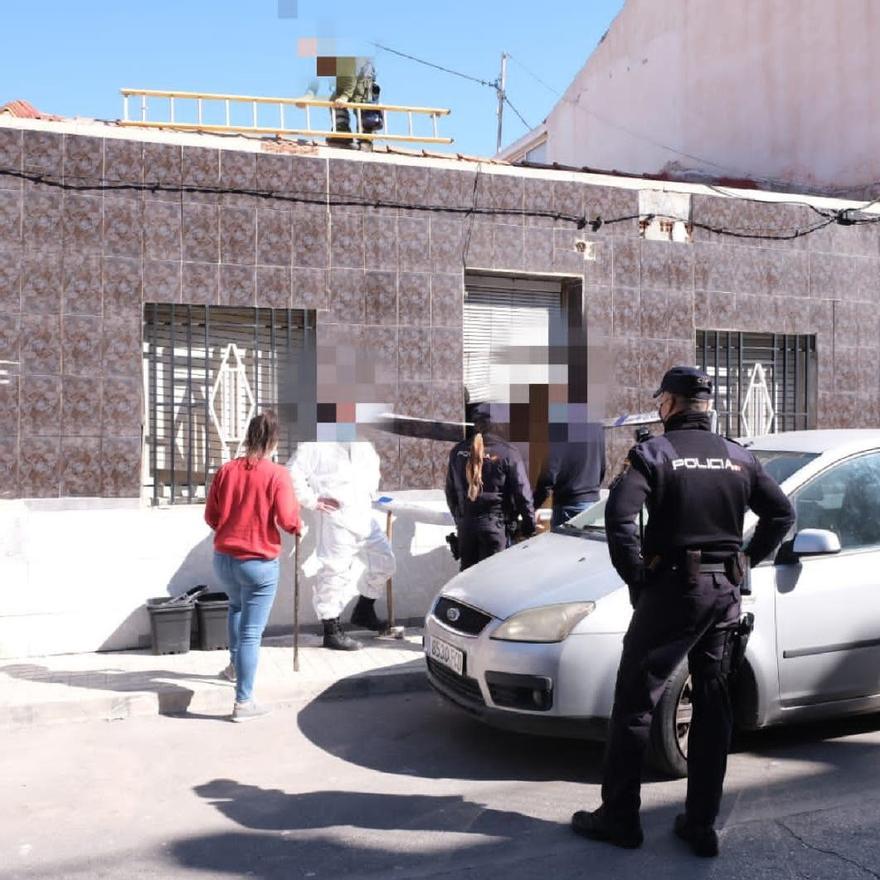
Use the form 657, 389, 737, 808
491, 602, 596, 643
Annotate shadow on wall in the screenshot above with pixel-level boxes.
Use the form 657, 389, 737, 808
98, 533, 217, 652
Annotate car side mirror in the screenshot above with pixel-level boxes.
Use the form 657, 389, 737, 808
792, 528, 842, 558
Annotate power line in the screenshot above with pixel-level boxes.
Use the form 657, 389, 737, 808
503, 95, 532, 131
507, 53, 563, 97
370, 42, 497, 89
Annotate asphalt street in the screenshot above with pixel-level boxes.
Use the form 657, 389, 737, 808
2, 685, 879, 880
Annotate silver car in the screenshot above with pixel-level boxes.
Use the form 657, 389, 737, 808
424, 429, 880, 776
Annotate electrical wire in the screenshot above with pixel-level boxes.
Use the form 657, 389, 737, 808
507, 53, 563, 97
503, 96, 532, 132
370, 42, 497, 89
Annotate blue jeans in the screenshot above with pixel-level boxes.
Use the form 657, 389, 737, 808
551, 500, 596, 530
212, 552, 279, 703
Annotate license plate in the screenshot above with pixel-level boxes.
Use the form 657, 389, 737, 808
428, 635, 465, 676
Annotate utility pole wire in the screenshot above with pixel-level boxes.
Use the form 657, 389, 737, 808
508, 53, 563, 97
370, 42, 497, 89
503, 95, 532, 132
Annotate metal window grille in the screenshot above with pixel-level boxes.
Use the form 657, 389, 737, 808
143, 304, 316, 505
696, 331, 817, 437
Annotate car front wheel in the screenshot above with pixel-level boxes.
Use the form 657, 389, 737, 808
648, 662, 691, 778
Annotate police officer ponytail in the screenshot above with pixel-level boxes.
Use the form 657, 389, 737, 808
466, 432, 485, 500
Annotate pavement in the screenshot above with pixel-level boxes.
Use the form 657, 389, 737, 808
0, 628, 428, 730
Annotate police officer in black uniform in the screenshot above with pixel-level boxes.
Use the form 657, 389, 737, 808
445, 405, 536, 570
571, 366, 794, 857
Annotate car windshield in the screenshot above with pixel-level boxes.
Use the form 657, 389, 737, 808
558, 449, 817, 534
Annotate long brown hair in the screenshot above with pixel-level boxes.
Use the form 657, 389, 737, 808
466, 432, 484, 501
243, 410, 280, 467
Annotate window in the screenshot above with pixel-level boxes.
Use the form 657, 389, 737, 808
792, 453, 880, 550
696, 331, 817, 437
143, 305, 316, 505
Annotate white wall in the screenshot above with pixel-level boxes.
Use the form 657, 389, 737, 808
533, 0, 880, 194
0, 494, 458, 658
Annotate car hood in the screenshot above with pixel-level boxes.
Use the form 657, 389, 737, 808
441, 531, 624, 619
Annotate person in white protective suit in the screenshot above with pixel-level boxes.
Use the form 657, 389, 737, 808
288, 441, 396, 651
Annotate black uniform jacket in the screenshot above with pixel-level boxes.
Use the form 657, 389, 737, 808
445, 432, 536, 534
604, 411, 795, 588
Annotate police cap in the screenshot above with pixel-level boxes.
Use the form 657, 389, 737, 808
652, 365, 713, 399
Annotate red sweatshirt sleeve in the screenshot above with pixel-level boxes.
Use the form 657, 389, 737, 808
273, 467, 302, 535
205, 467, 222, 530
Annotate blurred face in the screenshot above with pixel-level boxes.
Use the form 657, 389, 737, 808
657, 391, 677, 423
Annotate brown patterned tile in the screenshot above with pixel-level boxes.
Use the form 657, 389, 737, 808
21, 252, 62, 314
523, 178, 555, 228
834, 346, 859, 392
431, 217, 465, 273
431, 328, 462, 381
398, 272, 430, 326
611, 287, 640, 337
0, 436, 18, 498
256, 153, 296, 205
63, 135, 103, 184
292, 267, 328, 311
433, 381, 464, 422
328, 268, 365, 324
429, 168, 475, 211
181, 203, 219, 263
104, 138, 143, 198
462, 219, 493, 269
103, 257, 142, 312
143, 260, 181, 304
182, 262, 219, 305
584, 286, 612, 338
0, 374, 17, 436
640, 240, 693, 290
329, 159, 363, 204
857, 347, 880, 395
220, 206, 256, 265
553, 227, 585, 274
293, 204, 329, 268
396, 381, 433, 420
524, 227, 554, 273
61, 436, 102, 496
102, 316, 142, 379
0, 313, 20, 368
612, 238, 640, 288
20, 374, 61, 435
0, 190, 22, 247
365, 324, 398, 386
363, 162, 398, 204
101, 437, 142, 496
20, 436, 61, 498
398, 327, 432, 381
0, 129, 22, 188
62, 316, 100, 376
256, 266, 291, 309
62, 374, 101, 437
62, 193, 102, 254
363, 208, 397, 271
181, 146, 220, 203
0, 246, 21, 312
398, 216, 430, 272
430, 273, 463, 327
399, 436, 435, 489
586, 185, 640, 237
219, 264, 256, 306
63, 253, 102, 316
365, 271, 396, 325
23, 131, 62, 178
552, 180, 584, 225
490, 174, 524, 218
330, 211, 364, 268
103, 197, 143, 259
257, 207, 292, 266
219, 149, 257, 207
373, 434, 400, 491
491, 224, 524, 273
23, 189, 63, 253
21, 313, 61, 374
290, 157, 326, 201
143, 201, 181, 262
102, 376, 142, 436
143, 142, 182, 203
396, 165, 425, 206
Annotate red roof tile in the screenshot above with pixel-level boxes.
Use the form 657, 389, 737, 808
0, 99, 62, 121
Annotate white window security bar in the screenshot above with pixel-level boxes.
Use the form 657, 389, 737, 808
120, 87, 453, 145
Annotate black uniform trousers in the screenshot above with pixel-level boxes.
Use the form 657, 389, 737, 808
458, 514, 507, 571
601, 570, 741, 827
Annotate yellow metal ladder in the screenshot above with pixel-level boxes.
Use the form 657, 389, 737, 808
120, 88, 452, 145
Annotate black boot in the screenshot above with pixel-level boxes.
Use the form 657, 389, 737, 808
322, 618, 363, 651
673, 813, 719, 857
571, 807, 643, 849
350, 596, 387, 632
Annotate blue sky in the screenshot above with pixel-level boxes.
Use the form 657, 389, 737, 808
1, 0, 625, 157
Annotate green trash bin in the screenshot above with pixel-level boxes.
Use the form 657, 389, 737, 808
146, 597, 194, 655
196, 592, 230, 651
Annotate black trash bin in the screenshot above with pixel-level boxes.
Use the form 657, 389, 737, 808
195, 592, 230, 651
146, 597, 195, 655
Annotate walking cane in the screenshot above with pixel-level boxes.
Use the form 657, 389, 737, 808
293, 531, 301, 672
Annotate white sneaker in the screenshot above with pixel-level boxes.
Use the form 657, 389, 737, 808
231, 701, 272, 723
220, 663, 236, 683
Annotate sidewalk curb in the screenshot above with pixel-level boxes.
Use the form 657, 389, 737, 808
5, 666, 430, 730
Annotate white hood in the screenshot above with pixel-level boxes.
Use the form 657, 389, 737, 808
441, 531, 625, 619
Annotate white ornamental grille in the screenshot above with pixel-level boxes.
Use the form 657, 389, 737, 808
209, 343, 256, 462
741, 362, 776, 436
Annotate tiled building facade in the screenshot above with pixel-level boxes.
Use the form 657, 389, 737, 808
1, 121, 879, 503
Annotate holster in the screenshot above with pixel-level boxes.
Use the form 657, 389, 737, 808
722, 612, 755, 677
725, 551, 747, 587
445, 532, 460, 561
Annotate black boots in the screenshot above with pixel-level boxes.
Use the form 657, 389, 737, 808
322, 618, 363, 651
350, 596, 387, 632
673, 813, 719, 857
571, 807, 644, 849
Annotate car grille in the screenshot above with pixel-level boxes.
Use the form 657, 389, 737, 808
426, 658, 485, 706
432, 597, 492, 635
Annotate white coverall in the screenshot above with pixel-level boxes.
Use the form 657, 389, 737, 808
288, 441, 396, 621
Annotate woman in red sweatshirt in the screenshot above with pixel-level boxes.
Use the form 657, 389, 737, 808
205, 410, 302, 722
